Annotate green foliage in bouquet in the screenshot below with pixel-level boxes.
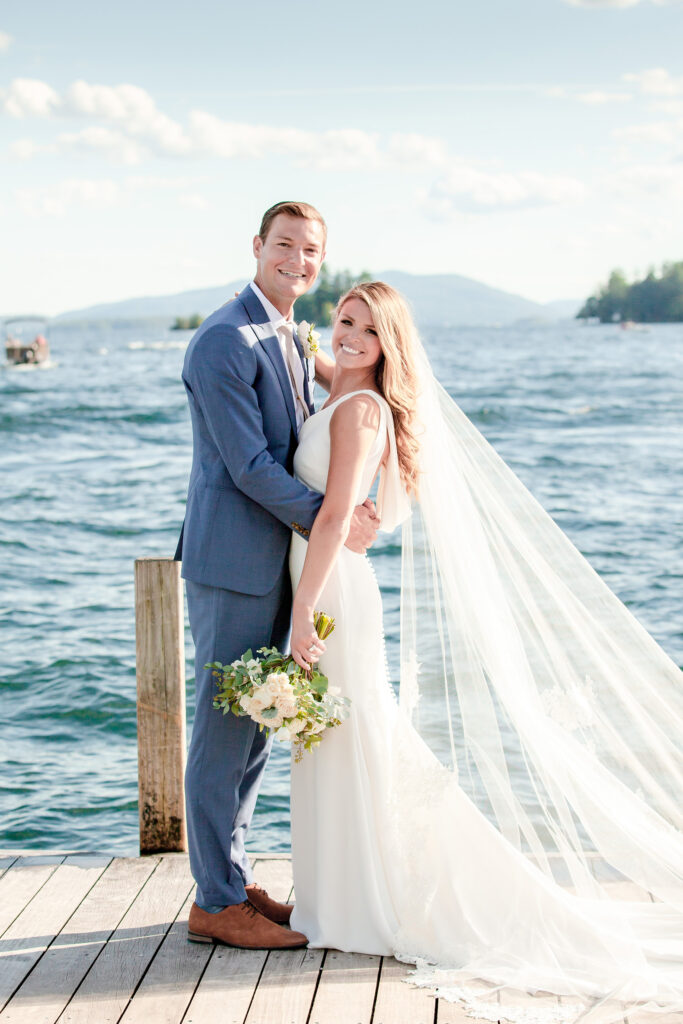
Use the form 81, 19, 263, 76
207, 612, 350, 761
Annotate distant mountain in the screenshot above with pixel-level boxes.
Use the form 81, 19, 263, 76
52, 279, 249, 324
52, 272, 574, 328
377, 270, 555, 326
543, 298, 582, 320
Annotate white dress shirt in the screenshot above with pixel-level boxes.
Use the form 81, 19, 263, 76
249, 281, 306, 433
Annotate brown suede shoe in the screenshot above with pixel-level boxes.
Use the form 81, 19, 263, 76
245, 882, 294, 924
187, 900, 307, 949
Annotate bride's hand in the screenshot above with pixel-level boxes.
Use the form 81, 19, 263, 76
345, 500, 380, 554
291, 604, 326, 670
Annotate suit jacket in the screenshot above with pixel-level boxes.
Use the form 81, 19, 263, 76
174, 285, 322, 595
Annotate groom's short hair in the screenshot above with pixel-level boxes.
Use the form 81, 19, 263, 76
259, 201, 327, 245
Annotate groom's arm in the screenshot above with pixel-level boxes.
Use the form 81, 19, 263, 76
187, 325, 322, 532
314, 349, 335, 392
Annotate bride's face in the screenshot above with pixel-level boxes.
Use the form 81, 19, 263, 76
332, 298, 383, 373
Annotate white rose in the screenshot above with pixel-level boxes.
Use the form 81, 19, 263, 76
287, 718, 306, 739
251, 707, 284, 729
239, 693, 255, 713
266, 671, 293, 692
249, 681, 276, 711
275, 696, 298, 719
298, 320, 321, 358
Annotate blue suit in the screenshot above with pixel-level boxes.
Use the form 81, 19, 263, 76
175, 285, 322, 908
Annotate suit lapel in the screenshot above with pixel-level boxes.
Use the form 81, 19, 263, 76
240, 286, 298, 435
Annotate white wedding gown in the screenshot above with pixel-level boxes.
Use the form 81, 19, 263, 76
288, 389, 683, 1024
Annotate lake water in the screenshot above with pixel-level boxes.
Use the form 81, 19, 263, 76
1, 319, 682, 854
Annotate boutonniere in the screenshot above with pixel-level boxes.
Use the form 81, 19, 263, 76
297, 321, 321, 359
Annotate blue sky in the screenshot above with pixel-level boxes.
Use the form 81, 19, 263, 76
1, 0, 683, 314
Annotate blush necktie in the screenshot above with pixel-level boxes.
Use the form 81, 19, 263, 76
280, 322, 310, 428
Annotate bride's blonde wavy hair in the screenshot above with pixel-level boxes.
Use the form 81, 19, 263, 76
335, 281, 421, 496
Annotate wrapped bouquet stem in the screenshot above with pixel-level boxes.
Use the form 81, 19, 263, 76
208, 611, 349, 761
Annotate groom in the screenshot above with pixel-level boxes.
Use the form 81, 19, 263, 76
175, 201, 378, 948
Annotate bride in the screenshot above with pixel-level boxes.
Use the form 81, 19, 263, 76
286, 281, 683, 1024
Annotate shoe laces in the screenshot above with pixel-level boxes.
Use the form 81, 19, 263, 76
241, 899, 260, 919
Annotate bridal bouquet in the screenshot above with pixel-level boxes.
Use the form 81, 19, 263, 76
208, 612, 350, 761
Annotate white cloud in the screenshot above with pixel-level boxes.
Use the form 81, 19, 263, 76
187, 111, 312, 160
8, 138, 51, 160
2, 78, 60, 117
424, 164, 587, 215
614, 119, 683, 144
63, 80, 192, 155
387, 132, 448, 166
0, 30, 13, 52
1, 77, 192, 156
305, 129, 382, 170
610, 163, 683, 200
57, 126, 147, 165
188, 113, 379, 169
15, 178, 121, 217
649, 98, 683, 115
623, 68, 683, 96
55, 128, 147, 163
576, 91, 632, 104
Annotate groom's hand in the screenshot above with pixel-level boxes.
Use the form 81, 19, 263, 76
345, 500, 380, 554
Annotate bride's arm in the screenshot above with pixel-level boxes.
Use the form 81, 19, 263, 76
290, 395, 381, 669
314, 349, 335, 392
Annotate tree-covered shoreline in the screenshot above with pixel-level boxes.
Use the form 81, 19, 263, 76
294, 265, 372, 326
577, 262, 683, 323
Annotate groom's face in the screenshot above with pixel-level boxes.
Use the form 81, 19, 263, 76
253, 214, 325, 315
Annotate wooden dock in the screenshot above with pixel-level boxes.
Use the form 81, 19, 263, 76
0, 851, 669, 1024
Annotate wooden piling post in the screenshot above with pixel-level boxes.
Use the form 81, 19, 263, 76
135, 556, 187, 854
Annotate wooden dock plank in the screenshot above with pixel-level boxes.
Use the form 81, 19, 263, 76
117, 890, 210, 1024
0, 857, 109, 1011
0, 859, 18, 881
183, 946, 266, 1024
372, 957, 436, 1024
626, 1014, 682, 1023
245, 948, 324, 1024
308, 950, 380, 1024
0, 857, 156, 1024
0, 858, 65, 938
56, 855, 193, 1024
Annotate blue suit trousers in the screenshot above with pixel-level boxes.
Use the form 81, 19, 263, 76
185, 574, 291, 908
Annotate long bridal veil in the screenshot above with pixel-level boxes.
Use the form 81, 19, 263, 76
394, 334, 683, 1021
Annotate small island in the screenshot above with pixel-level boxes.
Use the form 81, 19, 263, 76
171, 313, 204, 331
577, 261, 683, 323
